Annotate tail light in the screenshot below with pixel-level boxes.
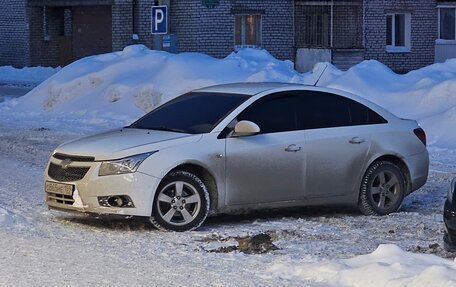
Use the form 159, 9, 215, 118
413, 128, 426, 146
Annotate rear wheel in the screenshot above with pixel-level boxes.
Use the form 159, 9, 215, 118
150, 171, 209, 231
359, 161, 406, 215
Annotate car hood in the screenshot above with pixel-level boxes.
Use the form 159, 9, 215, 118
54, 128, 201, 161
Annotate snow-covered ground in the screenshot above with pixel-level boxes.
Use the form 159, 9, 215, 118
1, 47, 456, 285
0, 65, 59, 86
0, 66, 59, 103
0, 123, 455, 286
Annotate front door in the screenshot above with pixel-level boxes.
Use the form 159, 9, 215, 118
224, 92, 305, 205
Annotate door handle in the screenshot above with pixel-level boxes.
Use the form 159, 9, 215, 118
285, 144, 302, 152
349, 137, 365, 144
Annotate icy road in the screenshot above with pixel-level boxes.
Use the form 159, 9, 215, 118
0, 122, 455, 286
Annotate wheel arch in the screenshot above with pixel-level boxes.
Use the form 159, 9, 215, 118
363, 154, 412, 196
165, 163, 219, 213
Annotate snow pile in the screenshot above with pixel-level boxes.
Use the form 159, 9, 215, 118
4, 45, 304, 122
1, 45, 456, 147
0, 208, 13, 227
270, 244, 456, 287
319, 60, 456, 147
0, 66, 59, 85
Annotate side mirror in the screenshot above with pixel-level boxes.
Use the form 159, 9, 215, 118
232, 120, 260, 137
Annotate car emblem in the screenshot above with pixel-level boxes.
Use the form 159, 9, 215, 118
61, 159, 72, 169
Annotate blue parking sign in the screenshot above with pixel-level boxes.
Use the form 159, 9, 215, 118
152, 6, 167, 34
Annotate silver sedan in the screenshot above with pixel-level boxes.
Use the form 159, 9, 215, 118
44, 83, 429, 231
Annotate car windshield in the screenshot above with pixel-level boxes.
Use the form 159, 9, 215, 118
129, 92, 250, 134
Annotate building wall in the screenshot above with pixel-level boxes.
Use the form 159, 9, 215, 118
112, 0, 135, 51
28, 6, 64, 67
364, 0, 437, 73
0, 0, 30, 67
27, 6, 64, 67
332, 3, 363, 49
135, 0, 154, 48
168, 0, 294, 60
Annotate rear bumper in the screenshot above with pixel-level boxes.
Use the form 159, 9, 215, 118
444, 199, 456, 252
405, 151, 429, 193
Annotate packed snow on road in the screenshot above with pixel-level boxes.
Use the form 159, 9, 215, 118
0, 46, 455, 286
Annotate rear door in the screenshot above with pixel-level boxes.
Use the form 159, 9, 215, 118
299, 91, 387, 198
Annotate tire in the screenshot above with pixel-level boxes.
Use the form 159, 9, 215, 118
150, 171, 210, 231
358, 161, 406, 216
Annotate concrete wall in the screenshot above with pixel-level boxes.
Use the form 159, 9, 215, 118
295, 48, 331, 72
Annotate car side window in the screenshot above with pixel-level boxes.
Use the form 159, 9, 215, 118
237, 93, 299, 134
299, 92, 351, 129
349, 100, 388, 125
298, 91, 387, 130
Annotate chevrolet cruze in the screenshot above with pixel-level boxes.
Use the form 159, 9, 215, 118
45, 83, 429, 231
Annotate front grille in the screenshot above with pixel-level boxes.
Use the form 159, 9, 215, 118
47, 192, 74, 205
48, 162, 90, 182
53, 153, 95, 162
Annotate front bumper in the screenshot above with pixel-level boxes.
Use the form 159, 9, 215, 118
44, 157, 161, 217
443, 199, 456, 252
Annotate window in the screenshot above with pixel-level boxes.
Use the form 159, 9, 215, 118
298, 92, 387, 130
234, 91, 387, 134
439, 8, 456, 40
234, 15, 262, 49
237, 93, 298, 134
386, 13, 411, 52
131, 92, 249, 134
303, 8, 331, 48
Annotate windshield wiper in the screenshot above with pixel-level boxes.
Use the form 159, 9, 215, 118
126, 123, 188, 133
126, 122, 141, 129
146, 126, 188, 133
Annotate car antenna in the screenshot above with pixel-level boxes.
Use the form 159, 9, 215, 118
313, 64, 328, 87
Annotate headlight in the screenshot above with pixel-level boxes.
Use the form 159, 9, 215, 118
98, 152, 156, 176
448, 178, 456, 204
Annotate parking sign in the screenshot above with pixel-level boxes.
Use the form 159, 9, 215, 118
152, 6, 167, 34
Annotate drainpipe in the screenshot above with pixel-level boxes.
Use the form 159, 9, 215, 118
362, 0, 366, 49
43, 5, 50, 41
330, 0, 333, 48
132, 0, 139, 40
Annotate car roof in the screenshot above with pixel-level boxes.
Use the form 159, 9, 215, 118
194, 82, 398, 123
193, 82, 311, 95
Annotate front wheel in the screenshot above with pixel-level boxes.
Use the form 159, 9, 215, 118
359, 161, 406, 216
150, 171, 210, 231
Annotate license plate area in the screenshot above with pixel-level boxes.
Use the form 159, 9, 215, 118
45, 181, 74, 196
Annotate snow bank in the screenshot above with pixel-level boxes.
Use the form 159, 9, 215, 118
1, 45, 456, 147
4, 45, 304, 122
319, 60, 456, 147
0, 208, 13, 227
0, 66, 59, 85
270, 244, 456, 287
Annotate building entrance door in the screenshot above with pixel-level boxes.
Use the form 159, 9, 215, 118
72, 5, 112, 61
